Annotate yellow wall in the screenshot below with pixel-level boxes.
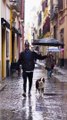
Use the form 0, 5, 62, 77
0, 0, 1, 80
2, 28, 6, 79
10, 9, 12, 63
50, 1, 67, 66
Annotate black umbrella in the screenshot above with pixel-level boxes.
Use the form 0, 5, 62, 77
32, 37, 64, 46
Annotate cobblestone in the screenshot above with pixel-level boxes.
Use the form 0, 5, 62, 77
0, 64, 67, 120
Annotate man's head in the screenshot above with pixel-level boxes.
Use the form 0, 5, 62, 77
25, 41, 30, 50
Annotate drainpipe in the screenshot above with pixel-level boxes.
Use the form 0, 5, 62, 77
0, 0, 1, 80
10, 8, 12, 64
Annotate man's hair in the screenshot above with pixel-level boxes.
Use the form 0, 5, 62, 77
25, 41, 29, 46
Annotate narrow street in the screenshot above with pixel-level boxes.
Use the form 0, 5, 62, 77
0, 65, 67, 120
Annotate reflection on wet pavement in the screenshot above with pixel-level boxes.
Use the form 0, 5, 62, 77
0, 68, 67, 120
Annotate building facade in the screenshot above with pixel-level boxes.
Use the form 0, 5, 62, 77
36, 0, 51, 55
0, 0, 1, 81
0, 0, 25, 80
50, 0, 67, 67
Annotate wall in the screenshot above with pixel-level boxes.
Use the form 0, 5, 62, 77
0, 0, 1, 80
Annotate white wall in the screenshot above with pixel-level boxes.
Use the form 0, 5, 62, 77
0, 0, 2, 80
0, 0, 1, 61
1, 0, 6, 18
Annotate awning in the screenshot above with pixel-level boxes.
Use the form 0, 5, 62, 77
1, 18, 22, 36
32, 37, 64, 46
47, 47, 61, 52
1, 18, 10, 29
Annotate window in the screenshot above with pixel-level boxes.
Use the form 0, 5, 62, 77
58, 0, 63, 10
54, 26, 57, 39
6, 31, 9, 57
60, 28, 64, 43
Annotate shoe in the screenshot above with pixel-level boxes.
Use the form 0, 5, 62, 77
47, 77, 51, 79
22, 93, 26, 97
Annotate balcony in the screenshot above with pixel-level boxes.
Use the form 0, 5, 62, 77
50, 6, 58, 21
9, 0, 21, 12
58, 0, 63, 13
43, 16, 50, 35
54, 6, 58, 14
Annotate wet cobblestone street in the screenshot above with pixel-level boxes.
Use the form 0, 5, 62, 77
0, 66, 67, 120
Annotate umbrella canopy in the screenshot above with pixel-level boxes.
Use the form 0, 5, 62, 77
47, 47, 60, 52
32, 37, 64, 46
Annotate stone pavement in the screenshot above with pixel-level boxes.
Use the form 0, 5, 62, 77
0, 61, 67, 92
0, 64, 67, 120
36, 60, 67, 82
0, 81, 6, 91
52, 66, 67, 82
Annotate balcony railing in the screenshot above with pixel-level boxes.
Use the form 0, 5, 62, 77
50, 5, 58, 20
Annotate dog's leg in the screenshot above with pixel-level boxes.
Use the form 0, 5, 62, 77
42, 88, 44, 96
36, 89, 37, 93
39, 89, 42, 96
40, 88, 44, 97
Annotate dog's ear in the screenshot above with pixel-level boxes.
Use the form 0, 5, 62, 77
42, 78, 45, 82
39, 78, 41, 81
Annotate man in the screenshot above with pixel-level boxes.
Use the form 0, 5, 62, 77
18, 41, 46, 97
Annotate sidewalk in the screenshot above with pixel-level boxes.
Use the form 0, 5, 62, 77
0, 65, 67, 120
53, 66, 67, 82
0, 80, 6, 91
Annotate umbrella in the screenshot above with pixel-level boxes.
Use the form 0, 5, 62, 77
32, 37, 64, 46
47, 47, 60, 52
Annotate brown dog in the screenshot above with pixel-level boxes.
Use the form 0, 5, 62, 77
36, 77, 45, 95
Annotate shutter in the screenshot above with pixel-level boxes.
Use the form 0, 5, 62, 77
58, 0, 63, 10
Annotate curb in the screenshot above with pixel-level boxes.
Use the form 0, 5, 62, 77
52, 74, 67, 82
52, 75, 60, 81
0, 83, 6, 92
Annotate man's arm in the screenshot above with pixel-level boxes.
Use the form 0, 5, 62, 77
33, 52, 47, 60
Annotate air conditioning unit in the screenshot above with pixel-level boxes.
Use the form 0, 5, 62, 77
17, 12, 20, 17
20, 19, 24, 23
20, 19, 24, 26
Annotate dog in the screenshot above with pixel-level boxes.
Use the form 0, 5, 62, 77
36, 77, 45, 95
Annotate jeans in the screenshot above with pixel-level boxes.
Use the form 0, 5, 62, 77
47, 69, 52, 78
22, 71, 33, 93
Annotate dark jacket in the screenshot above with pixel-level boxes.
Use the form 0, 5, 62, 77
45, 54, 55, 70
18, 49, 46, 71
